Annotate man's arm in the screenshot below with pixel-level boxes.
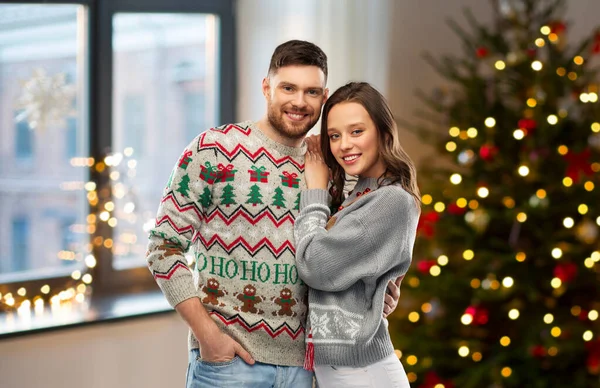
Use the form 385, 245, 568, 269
147, 132, 253, 364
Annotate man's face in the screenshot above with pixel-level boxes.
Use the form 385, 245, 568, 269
262, 65, 328, 140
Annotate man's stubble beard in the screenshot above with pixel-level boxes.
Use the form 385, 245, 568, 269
267, 103, 320, 140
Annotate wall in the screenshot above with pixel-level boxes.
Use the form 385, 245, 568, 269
0, 313, 188, 388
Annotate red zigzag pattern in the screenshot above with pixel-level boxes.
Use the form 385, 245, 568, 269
199, 125, 304, 170
209, 310, 304, 339
195, 234, 295, 256
153, 260, 190, 280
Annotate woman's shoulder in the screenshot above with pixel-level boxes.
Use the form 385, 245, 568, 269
366, 185, 420, 217
375, 184, 415, 204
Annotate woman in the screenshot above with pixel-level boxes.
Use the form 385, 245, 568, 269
294, 82, 420, 387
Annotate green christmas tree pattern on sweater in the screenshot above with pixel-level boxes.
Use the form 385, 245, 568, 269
198, 187, 212, 208
271, 187, 287, 209
220, 184, 237, 207
246, 184, 264, 206
176, 174, 191, 197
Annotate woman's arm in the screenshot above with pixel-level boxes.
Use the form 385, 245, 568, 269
294, 187, 418, 292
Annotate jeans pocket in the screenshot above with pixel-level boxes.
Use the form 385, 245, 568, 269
196, 355, 240, 367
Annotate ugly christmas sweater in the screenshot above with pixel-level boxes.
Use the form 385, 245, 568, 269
146, 121, 308, 366
294, 177, 419, 367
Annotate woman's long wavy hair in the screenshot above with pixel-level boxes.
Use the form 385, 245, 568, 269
320, 82, 421, 210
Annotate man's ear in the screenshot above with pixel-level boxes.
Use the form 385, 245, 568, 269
261, 77, 270, 98
323, 87, 329, 103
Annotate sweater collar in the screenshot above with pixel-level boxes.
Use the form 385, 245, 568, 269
342, 176, 381, 206
247, 121, 307, 158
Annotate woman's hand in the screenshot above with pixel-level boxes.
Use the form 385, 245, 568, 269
304, 135, 329, 190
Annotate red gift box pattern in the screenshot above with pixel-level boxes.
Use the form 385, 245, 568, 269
280, 171, 300, 188
248, 165, 270, 183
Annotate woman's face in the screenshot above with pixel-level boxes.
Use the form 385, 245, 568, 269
326, 102, 386, 178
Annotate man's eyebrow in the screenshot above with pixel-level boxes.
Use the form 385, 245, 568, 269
279, 82, 323, 92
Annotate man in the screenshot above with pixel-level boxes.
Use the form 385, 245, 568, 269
146, 40, 401, 387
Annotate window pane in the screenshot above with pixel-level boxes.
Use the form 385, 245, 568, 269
66, 117, 78, 159
122, 95, 146, 157
0, 4, 88, 279
11, 217, 29, 272
111, 13, 219, 268
15, 112, 33, 159
184, 92, 206, 142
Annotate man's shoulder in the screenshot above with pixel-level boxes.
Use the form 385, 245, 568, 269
207, 121, 254, 138
193, 121, 254, 151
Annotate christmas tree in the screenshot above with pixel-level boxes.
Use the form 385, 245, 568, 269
176, 174, 191, 198
220, 184, 237, 207
199, 186, 212, 208
390, 1, 600, 387
271, 186, 287, 209
293, 192, 301, 211
246, 184, 264, 206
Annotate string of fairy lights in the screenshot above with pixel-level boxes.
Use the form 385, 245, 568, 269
0, 147, 140, 325
395, 23, 600, 385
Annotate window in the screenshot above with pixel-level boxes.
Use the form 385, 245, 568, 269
184, 92, 206, 141
111, 12, 220, 269
15, 112, 33, 160
0, 4, 86, 288
0, 0, 235, 326
10, 217, 29, 273
121, 95, 145, 158
60, 216, 79, 266
66, 117, 78, 159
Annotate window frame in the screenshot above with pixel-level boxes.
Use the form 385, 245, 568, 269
0, 0, 236, 299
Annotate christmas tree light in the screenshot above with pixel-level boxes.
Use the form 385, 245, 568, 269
391, 0, 600, 386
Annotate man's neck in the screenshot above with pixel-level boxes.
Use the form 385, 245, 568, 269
256, 117, 305, 148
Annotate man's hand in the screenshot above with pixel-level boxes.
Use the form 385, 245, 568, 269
175, 297, 254, 365
198, 326, 255, 365
383, 276, 402, 318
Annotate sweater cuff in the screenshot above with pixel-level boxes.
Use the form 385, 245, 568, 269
159, 270, 199, 308
300, 189, 331, 210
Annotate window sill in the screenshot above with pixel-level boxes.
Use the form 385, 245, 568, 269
0, 290, 173, 340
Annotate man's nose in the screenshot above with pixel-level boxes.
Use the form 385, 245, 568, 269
292, 92, 307, 108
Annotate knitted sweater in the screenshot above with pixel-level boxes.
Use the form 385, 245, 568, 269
294, 177, 419, 367
146, 121, 308, 366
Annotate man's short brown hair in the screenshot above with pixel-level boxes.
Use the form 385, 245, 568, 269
267, 40, 328, 81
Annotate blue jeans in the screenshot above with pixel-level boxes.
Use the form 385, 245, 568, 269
186, 348, 314, 388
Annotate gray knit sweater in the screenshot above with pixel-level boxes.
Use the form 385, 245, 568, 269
294, 177, 419, 367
